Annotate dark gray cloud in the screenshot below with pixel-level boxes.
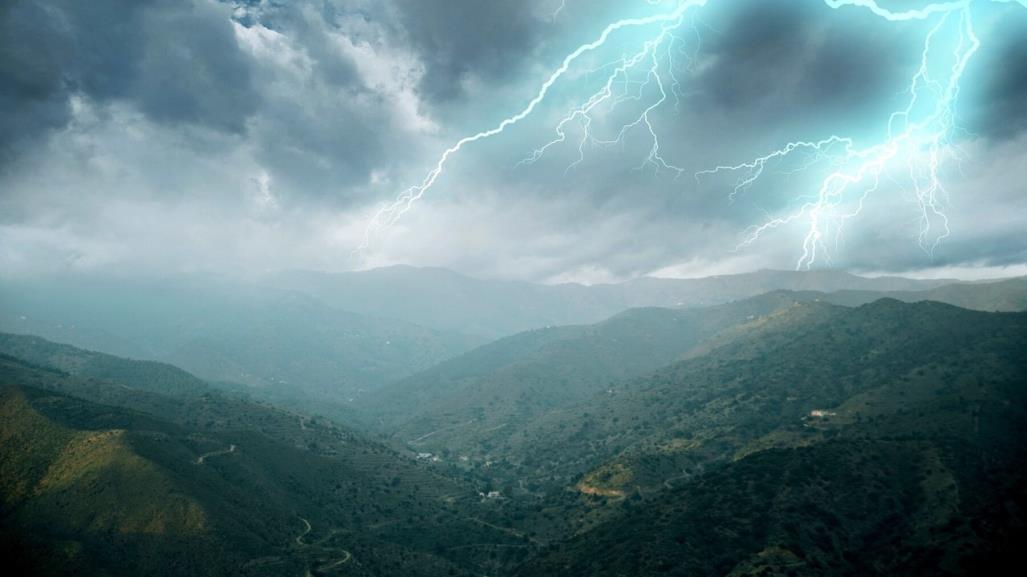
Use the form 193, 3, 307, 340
0, 1, 73, 163
392, 0, 546, 102
970, 15, 1027, 140
0, 0, 258, 163
252, 92, 386, 202
232, 0, 396, 199
134, 1, 258, 132
257, 1, 362, 87
698, 2, 878, 109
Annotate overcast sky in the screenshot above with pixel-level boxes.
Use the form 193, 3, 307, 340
1, 0, 1025, 283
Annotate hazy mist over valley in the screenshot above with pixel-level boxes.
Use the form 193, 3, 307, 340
2, 1, 1027, 576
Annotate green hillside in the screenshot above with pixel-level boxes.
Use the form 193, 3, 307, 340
0, 349, 532, 577
0, 332, 210, 396
0, 383, 236, 576
359, 292, 1027, 521
361, 292, 821, 463
508, 300, 1023, 485
510, 300, 1027, 574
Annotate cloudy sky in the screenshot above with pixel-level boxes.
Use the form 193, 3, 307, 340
1, 0, 1025, 283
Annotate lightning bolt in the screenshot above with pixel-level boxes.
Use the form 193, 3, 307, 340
519, 1, 706, 177
360, 0, 1024, 270
517, 16, 688, 176
699, 0, 1009, 269
359, 0, 709, 251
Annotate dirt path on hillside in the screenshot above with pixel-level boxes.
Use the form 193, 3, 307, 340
194, 443, 236, 465
294, 516, 353, 576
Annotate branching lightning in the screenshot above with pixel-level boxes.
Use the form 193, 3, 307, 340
517, 15, 690, 176
551, 0, 567, 21
360, 0, 1024, 269
359, 0, 709, 251
699, 0, 998, 269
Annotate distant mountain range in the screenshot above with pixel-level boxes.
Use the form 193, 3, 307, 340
2, 267, 1023, 424
360, 291, 820, 457
263, 266, 966, 337
359, 279, 1027, 483
0, 275, 484, 417
817, 275, 1027, 312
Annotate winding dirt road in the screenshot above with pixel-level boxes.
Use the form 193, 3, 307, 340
295, 516, 353, 576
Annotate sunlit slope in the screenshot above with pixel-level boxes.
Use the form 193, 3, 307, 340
0, 382, 254, 576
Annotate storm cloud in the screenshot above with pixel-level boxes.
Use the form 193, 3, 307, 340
1, 0, 1024, 282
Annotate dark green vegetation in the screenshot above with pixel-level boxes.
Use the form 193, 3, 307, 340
517, 300, 1027, 576
0, 339, 531, 577
363, 295, 1027, 574
361, 292, 821, 463
2, 270, 1026, 577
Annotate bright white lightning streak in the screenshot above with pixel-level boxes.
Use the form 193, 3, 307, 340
518, 18, 687, 176
824, 0, 971, 20
697, 0, 1007, 269
695, 136, 856, 203
359, 0, 709, 250
522, 3, 702, 176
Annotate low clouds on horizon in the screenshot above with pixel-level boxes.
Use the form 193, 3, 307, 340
1, 0, 1025, 282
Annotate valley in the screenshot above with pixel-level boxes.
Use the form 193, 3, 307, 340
1, 267, 1025, 576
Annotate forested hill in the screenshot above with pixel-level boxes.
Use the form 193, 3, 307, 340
514, 300, 1027, 575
